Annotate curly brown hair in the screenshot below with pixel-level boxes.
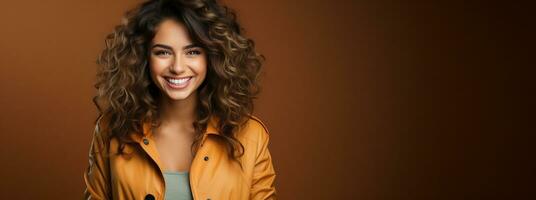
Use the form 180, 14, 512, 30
92, 0, 264, 164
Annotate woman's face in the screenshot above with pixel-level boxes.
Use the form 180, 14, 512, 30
149, 19, 207, 101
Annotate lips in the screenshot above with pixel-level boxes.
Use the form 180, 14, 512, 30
166, 76, 190, 84
164, 76, 192, 89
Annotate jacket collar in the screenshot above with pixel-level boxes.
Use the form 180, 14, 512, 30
129, 115, 220, 144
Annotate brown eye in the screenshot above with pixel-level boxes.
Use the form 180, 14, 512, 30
186, 49, 202, 56
154, 50, 172, 56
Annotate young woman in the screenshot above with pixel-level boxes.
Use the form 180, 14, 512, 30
83, 0, 276, 199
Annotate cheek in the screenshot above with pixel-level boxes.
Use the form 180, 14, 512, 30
190, 58, 207, 76
149, 57, 171, 75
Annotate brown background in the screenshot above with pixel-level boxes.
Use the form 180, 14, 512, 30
0, 0, 532, 199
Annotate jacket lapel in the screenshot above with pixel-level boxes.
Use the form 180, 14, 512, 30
127, 115, 221, 169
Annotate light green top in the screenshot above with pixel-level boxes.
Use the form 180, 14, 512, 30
162, 171, 193, 200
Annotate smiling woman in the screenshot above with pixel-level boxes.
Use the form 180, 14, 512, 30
149, 19, 208, 101
83, 0, 276, 199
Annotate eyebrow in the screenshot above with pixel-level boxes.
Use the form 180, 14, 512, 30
151, 43, 201, 51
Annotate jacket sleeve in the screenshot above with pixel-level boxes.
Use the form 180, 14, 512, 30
83, 124, 112, 200
250, 122, 277, 199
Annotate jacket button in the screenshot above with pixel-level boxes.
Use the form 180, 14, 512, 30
144, 194, 155, 200
204, 156, 209, 161
143, 138, 149, 145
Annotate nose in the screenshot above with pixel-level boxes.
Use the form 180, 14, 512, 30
169, 56, 186, 74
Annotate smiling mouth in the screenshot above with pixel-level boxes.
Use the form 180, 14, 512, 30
165, 76, 192, 89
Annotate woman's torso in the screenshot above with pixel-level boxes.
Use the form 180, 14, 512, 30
107, 116, 267, 200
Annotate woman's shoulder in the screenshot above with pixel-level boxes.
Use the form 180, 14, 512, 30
238, 115, 271, 144
248, 115, 270, 133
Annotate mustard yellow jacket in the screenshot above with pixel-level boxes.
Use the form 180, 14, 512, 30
83, 115, 277, 200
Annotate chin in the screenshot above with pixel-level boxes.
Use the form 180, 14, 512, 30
160, 85, 194, 100
166, 92, 193, 101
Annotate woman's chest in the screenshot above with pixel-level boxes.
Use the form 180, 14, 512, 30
108, 137, 256, 200
153, 133, 195, 172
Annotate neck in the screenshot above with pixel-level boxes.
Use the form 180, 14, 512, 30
157, 92, 198, 129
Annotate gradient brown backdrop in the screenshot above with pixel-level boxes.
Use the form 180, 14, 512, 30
0, 0, 532, 199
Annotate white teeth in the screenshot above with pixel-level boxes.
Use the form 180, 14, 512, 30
167, 77, 190, 84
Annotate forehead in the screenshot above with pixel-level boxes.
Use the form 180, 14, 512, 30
152, 19, 193, 47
